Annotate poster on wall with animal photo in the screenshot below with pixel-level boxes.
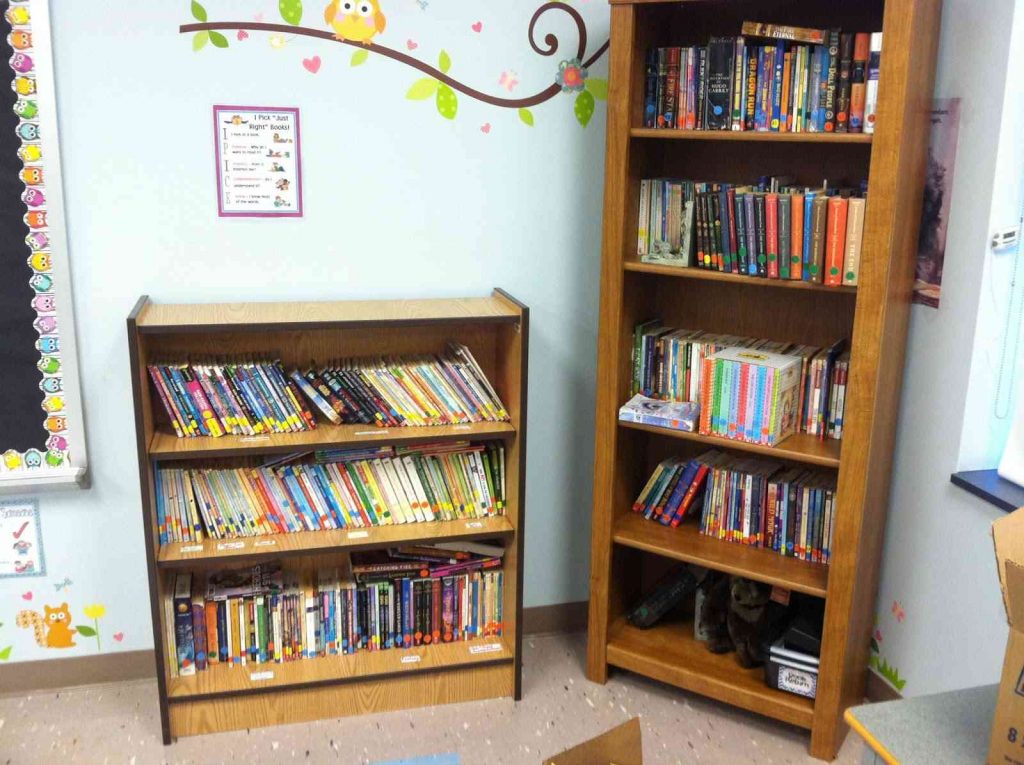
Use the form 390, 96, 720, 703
0, 498, 45, 578
213, 105, 303, 217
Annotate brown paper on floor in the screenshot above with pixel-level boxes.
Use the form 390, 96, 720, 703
542, 717, 642, 765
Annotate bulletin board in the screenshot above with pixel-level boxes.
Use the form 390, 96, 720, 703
0, 0, 86, 493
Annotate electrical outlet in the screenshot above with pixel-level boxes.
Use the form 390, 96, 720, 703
992, 226, 1021, 252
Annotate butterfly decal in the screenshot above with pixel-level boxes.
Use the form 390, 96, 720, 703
498, 71, 519, 93
54, 576, 72, 592
891, 600, 906, 623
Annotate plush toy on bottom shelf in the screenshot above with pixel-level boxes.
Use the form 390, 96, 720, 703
698, 572, 781, 668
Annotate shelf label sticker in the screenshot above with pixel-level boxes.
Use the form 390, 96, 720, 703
217, 541, 246, 551
401, 654, 422, 664
179, 544, 203, 553
355, 430, 388, 436
250, 670, 275, 682
253, 539, 277, 548
240, 435, 271, 442
469, 643, 503, 655
347, 530, 369, 539
465, 521, 484, 529
453, 425, 471, 430
777, 666, 817, 698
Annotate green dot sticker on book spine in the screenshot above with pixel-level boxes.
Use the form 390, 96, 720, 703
758, 254, 766, 264
809, 264, 819, 275
830, 266, 840, 276
846, 271, 856, 281
768, 254, 777, 262
792, 255, 800, 264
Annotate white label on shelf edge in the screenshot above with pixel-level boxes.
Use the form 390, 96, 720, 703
401, 655, 422, 664
348, 530, 369, 539
241, 436, 271, 442
465, 521, 484, 529
469, 643, 503, 655
253, 539, 277, 548
250, 671, 274, 682
453, 425, 471, 430
179, 544, 203, 553
355, 430, 387, 436
217, 541, 245, 550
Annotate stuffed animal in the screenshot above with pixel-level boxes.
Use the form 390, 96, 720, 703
727, 577, 775, 668
697, 570, 733, 653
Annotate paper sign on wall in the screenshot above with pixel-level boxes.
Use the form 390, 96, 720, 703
213, 105, 303, 217
0, 498, 45, 577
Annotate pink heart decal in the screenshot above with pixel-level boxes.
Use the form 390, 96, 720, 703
480, 123, 491, 134
237, 30, 249, 41
472, 21, 483, 33
406, 39, 418, 51
302, 56, 322, 74
21, 591, 32, 600
113, 632, 124, 642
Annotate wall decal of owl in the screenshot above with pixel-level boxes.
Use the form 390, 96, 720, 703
324, 0, 386, 45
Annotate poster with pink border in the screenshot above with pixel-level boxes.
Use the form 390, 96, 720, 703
213, 105, 302, 217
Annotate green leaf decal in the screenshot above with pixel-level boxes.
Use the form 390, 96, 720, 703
279, 0, 303, 25
75, 624, 97, 637
190, 1, 208, 22
192, 31, 210, 52
438, 49, 452, 74
209, 30, 229, 48
575, 89, 595, 127
518, 108, 535, 127
406, 78, 438, 100
0, 646, 10, 661
436, 83, 458, 120
586, 78, 609, 100
351, 49, 369, 67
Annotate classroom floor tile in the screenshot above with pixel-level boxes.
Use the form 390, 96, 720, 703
0, 632, 866, 764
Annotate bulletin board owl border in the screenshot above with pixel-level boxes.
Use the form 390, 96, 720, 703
0, 0, 87, 490
180, 1, 610, 129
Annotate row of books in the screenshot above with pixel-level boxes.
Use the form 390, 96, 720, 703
632, 323, 848, 443
156, 441, 506, 545
637, 176, 866, 287
632, 451, 837, 563
170, 547, 505, 675
148, 343, 508, 438
643, 23, 882, 134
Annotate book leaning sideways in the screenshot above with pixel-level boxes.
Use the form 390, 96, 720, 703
619, 394, 699, 432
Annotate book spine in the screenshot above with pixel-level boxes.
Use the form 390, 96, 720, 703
849, 33, 870, 132
744, 193, 758, 276
637, 179, 650, 256
744, 48, 758, 131
696, 47, 708, 129
754, 194, 768, 277
810, 196, 828, 283
663, 47, 681, 130
725, 187, 739, 273
790, 193, 804, 279
686, 47, 698, 129
739, 21, 825, 45
825, 196, 849, 286
731, 37, 746, 130
643, 49, 658, 128
655, 48, 667, 127
734, 191, 748, 273
778, 194, 792, 279
779, 49, 792, 132
704, 37, 734, 130
770, 42, 785, 131
835, 33, 854, 132
801, 193, 816, 280
864, 33, 882, 134
843, 197, 866, 285
765, 193, 779, 278
823, 29, 840, 131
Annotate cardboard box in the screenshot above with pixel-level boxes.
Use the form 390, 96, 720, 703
989, 509, 1024, 765
543, 718, 643, 765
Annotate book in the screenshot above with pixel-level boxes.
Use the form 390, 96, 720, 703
842, 197, 866, 285
740, 21, 826, 45
822, 29, 840, 131
174, 573, 196, 677
710, 347, 802, 446
808, 195, 828, 283
618, 394, 699, 432
848, 33, 870, 132
704, 37, 735, 130
643, 49, 658, 128
834, 33, 854, 132
864, 32, 883, 134
824, 196, 849, 286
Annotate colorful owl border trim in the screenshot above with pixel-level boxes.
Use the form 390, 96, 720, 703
0, 1, 70, 477
180, 1, 610, 128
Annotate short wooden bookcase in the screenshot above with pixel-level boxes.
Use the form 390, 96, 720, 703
586, 0, 941, 759
127, 290, 528, 743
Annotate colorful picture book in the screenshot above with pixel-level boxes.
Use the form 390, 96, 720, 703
147, 343, 508, 438
632, 451, 837, 564
155, 441, 506, 545
618, 394, 699, 432
637, 176, 866, 286
169, 549, 505, 676
631, 323, 848, 443
643, 25, 881, 134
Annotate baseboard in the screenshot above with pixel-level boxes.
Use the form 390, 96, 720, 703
0, 601, 591, 695
865, 668, 903, 702
0, 649, 156, 695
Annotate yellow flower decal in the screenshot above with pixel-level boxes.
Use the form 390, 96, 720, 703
83, 604, 106, 619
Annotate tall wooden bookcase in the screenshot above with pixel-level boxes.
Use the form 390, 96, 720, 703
585, 0, 940, 759
127, 290, 528, 743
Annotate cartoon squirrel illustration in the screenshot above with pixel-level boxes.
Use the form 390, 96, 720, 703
17, 602, 77, 648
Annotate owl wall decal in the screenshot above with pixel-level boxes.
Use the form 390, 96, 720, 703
325, 0, 386, 45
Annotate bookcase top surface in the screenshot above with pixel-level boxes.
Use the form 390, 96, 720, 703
133, 295, 522, 333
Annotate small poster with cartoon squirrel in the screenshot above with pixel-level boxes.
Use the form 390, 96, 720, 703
0, 498, 45, 578
213, 105, 303, 217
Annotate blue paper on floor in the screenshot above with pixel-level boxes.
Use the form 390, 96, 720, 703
372, 755, 459, 765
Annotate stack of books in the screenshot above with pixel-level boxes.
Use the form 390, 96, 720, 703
643, 23, 882, 134
156, 442, 506, 545
148, 343, 508, 438
170, 546, 505, 676
630, 323, 848, 443
637, 175, 866, 286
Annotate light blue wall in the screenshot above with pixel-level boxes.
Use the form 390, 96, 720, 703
0, 1, 608, 661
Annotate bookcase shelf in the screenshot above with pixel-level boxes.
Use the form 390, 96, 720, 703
157, 515, 515, 568
588, 0, 941, 759
630, 127, 874, 144
618, 421, 842, 469
128, 290, 528, 744
613, 513, 829, 597
623, 260, 858, 294
148, 421, 516, 461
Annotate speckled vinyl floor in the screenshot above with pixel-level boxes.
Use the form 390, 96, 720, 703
0, 632, 866, 764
